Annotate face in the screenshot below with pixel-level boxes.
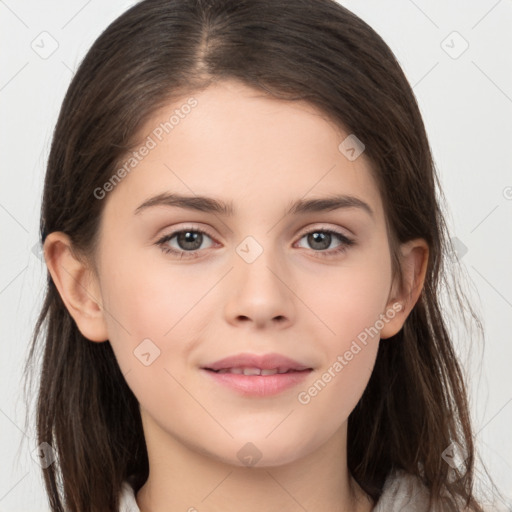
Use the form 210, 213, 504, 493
88, 79, 399, 467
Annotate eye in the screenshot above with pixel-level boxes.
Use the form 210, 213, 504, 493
156, 226, 216, 259
156, 225, 355, 260
295, 228, 355, 258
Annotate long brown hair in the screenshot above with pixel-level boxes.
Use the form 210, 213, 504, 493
23, 0, 493, 510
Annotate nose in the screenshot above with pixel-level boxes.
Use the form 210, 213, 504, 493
223, 243, 295, 329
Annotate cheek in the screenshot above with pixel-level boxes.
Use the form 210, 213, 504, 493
309, 254, 392, 344
296, 272, 387, 430
100, 253, 214, 370
103, 247, 195, 329
296, 247, 391, 407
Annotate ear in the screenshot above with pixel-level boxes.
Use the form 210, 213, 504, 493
380, 238, 429, 339
43, 231, 109, 342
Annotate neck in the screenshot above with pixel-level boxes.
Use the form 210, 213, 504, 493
135, 412, 374, 512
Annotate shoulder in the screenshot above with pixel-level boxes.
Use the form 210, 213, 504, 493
118, 481, 141, 512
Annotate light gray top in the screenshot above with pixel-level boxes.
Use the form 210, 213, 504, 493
119, 468, 447, 512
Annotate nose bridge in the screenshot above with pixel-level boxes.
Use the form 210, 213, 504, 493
234, 233, 286, 291
225, 232, 295, 326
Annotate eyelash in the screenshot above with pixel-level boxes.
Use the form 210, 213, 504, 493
155, 225, 355, 260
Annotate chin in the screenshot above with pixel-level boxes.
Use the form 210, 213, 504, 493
212, 437, 309, 469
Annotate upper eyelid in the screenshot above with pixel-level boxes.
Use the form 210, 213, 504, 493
297, 224, 353, 238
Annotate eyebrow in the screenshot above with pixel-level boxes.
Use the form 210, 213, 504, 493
134, 192, 374, 218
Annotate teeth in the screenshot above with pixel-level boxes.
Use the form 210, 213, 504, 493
215, 367, 291, 375
243, 367, 262, 376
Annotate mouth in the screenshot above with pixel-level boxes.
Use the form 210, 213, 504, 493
204, 367, 312, 375
201, 366, 313, 396
200, 352, 314, 396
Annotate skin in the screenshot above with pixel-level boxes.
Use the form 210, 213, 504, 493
44, 79, 428, 512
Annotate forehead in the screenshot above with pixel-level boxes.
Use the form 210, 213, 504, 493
101, 79, 383, 224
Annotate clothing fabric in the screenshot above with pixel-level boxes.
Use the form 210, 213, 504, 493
372, 468, 432, 511
118, 468, 441, 512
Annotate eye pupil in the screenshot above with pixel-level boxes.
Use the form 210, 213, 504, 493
177, 231, 203, 250
308, 232, 331, 250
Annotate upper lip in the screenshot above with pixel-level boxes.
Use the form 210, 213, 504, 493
202, 352, 313, 372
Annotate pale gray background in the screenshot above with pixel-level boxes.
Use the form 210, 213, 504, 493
1, 0, 511, 510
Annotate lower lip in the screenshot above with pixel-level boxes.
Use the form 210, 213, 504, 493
201, 368, 312, 396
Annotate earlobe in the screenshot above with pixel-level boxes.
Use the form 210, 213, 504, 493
43, 232, 109, 342
380, 238, 429, 339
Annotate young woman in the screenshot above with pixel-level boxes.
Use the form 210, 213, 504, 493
24, 0, 494, 510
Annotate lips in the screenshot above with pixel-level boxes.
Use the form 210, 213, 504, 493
201, 352, 313, 396
202, 352, 313, 374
